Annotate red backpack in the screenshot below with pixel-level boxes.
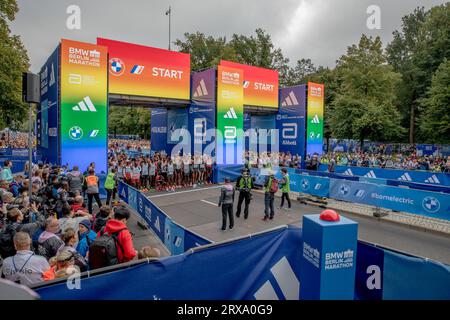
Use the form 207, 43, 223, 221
269, 177, 279, 193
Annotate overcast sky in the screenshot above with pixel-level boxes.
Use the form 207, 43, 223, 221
11, 0, 447, 73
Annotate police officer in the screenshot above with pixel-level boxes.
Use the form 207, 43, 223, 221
235, 168, 253, 219
218, 178, 235, 231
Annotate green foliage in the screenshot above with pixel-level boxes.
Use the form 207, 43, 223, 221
0, 0, 29, 130
108, 106, 151, 139
330, 35, 405, 145
418, 59, 450, 143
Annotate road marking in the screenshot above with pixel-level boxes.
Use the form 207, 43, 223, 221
148, 185, 222, 198
201, 199, 217, 206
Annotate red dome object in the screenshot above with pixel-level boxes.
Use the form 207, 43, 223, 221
320, 209, 340, 222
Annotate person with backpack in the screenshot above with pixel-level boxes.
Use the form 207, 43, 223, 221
218, 178, 235, 231
66, 165, 84, 197
89, 206, 137, 269
262, 170, 278, 221
1, 232, 50, 286
279, 168, 292, 211
37, 217, 64, 260
84, 169, 102, 215
92, 205, 111, 233
0, 205, 45, 259
235, 168, 253, 220
58, 228, 88, 272
104, 168, 117, 206
76, 219, 97, 258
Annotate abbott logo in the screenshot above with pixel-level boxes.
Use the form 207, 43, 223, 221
282, 123, 297, 139
224, 107, 238, 119
193, 79, 209, 97
281, 91, 299, 107
224, 126, 237, 140
72, 96, 97, 112
254, 257, 300, 300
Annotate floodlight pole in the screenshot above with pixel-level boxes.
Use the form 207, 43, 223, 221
166, 6, 172, 50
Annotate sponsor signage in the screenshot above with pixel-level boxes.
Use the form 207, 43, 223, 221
220, 60, 278, 108
97, 38, 190, 100
216, 65, 244, 164
60, 39, 108, 173
306, 82, 324, 156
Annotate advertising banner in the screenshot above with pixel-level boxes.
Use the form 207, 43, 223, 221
216, 65, 244, 165
39, 46, 59, 164
191, 68, 216, 106
188, 104, 216, 155
60, 39, 108, 173
277, 85, 306, 158
329, 179, 450, 220
167, 108, 188, 144
97, 38, 190, 100
251, 115, 276, 149
306, 82, 324, 156
150, 108, 168, 154
220, 60, 279, 108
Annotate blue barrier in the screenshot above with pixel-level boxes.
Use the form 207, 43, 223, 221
319, 164, 450, 187
214, 164, 244, 183
118, 181, 211, 254
329, 179, 450, 220
34, 225, 450, 300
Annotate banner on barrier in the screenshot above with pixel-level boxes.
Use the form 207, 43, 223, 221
150, 108, 168, 154
306, 82, 324, 156
216, 65, 244, 165
220, 60, 279, 108
60, 39, 108, 173
329, 179, 450, 220
97, 38, 190, 100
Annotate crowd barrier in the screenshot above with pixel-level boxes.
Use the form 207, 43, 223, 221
33, 224, 450, 300
250, 168, 450, 221
0, 148, 42, 174
118, 182, 211, 254
317, 164, 450, 187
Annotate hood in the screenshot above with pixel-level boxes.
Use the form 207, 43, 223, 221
104, 219, 127, 233
67, 171, 81, 177
224, 184, 233, 191
38, 230, 58, 243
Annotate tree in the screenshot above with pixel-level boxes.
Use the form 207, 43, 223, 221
418, 59, 450, 143
386, 4, 450, 143
283, 58, 317, 87
108, 106, 151, 138
0, 0, 30, 130
330, 35, 404, 148
174, 32, 238, 71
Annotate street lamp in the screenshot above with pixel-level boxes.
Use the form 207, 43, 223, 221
165, 6, 171, 50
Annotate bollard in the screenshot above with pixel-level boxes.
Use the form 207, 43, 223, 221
300, 210, 358, 300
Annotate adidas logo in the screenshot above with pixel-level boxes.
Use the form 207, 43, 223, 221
281, 91, 299, 107
343, 169, 353, 176
72, 96, 97, 112
224, 107, 238, 119
311, 114, 320, 124
398, 172, 412, 182
424, 175, 440, 184
193, 79, 209, 98
364, 170, 376, 178
254, 256, 300, 300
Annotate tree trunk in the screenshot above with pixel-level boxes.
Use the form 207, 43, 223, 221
409, 104, 415, 144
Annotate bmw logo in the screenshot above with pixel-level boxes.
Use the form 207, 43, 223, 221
339, 184, 350, 196
110, 58, 125, 76
422, 196, 440, 213
69, 126, 83, 140
301, 179, 309, 190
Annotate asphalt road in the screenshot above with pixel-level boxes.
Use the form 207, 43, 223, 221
146, 185, 450, 264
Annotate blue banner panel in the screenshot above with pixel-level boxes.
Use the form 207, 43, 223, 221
277, 85, 306, 158
382, 250, 450, 300
251, 115, 276, 150
167, 108, 188, 144
150, 108, 168, 154
188, 104, 216, 155
329, 179, 450, 220
354, 242, 384, 300
191, 68, 216, 106
164, 218, 185, 255
322, 165, 450, 187
244, 113, 251, 152
38, 46, 59, 164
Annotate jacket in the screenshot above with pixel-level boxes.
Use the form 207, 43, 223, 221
0, 167, 13, 183
104, 172, 116, 190
37, 231, 64, 260
281, 174, 290, 193
99, 219, 136, 263
236, 175, 252, 192
85, 175, 99, 194
66, 171, 84, 194
1, 250, 50, 286
76, 229, 97, 258
218, 184, 235, 206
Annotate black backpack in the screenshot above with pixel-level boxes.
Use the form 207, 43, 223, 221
0, 224, 21, 259
88, 228, 125, 270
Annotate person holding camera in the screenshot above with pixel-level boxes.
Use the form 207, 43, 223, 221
235, 168, 253, 220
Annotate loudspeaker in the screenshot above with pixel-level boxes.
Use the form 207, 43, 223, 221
22, 72, 40, 103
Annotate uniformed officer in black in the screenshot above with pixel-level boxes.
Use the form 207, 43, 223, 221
235, 168, 253, 219
218, 178, 235, 231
